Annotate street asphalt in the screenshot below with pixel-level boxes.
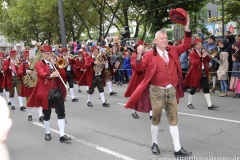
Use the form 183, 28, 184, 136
4, 83, 240, 160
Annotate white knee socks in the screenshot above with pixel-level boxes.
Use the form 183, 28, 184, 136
44, 120, 50, 134
18, 96, 23, 107
69, 88, 75, 99
188, 94, 193, 105
151, 124, 159, 145
58, 119, 65, 137
99, 92, 105, 103
107, 81, 113, 93
204, 93, 212, 107
87, 94, 92, 102
169, 125, 181, 152
38, 107, 43, 117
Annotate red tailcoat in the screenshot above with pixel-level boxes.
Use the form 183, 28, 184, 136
0, 62, 4, 88
125, 31, 192, 111
78, 55, 105, 87
27, 60, 66, 109
2, 58, 19, 89
73, 57, 85, 82
17, 62, 34, 97
124, 53, 151, 112
183, 49, 211, 88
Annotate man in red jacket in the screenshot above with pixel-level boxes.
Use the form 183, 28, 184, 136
3, 50, 25, 111
125, 17, 192, 157
27, 46, 71, 142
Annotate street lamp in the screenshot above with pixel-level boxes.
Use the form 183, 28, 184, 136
58, 0, 67, 48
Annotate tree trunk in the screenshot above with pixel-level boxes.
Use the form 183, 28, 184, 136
134, 22, 140, 38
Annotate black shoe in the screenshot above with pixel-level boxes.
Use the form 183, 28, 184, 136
102, 102, 109, 107
60, 135, 71, 142
208, 104, 219, 110
236, 94, 240, 99
20, 106, 26, 111
174, 147, 192, 157
232, 94, 238, 98
8, 101, 11, 105
149, 116, 152, 120
110, 91, 117, 96
87, 101, 93, 107
132, 112, 139, 119
45, 134, 51, 141
11, 106, 15, 110
28, 115, 33, 121
187, 104, 195, 109
72, 97, 78, 102
151, 143, 160, 155
39, 116, 43, 122
78, 89, 81, 93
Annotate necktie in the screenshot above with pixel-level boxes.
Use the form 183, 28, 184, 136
162, 52, 169, 63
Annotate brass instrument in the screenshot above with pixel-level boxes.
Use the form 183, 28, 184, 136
93, 52, 105, 73
202, 48, 222, 65
52, 53, 69, 68
23, 48, 42, 87
67, 54, 77, 59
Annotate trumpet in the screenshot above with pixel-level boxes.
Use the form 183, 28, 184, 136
201, 48, 222, 65
66, 54, 77, 59
11, 57, 20, 66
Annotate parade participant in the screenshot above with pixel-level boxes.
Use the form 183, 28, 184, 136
0, 52, 11, 104
79, 46, 109, 107
184, 39, 219, 110
125, 8, 192, 157
27, 45, 71, 142
3, 50, 25, 111
103, 46, 117, 96
0, 96, 12, 160
17, 50, 43, 121
60, 48, 78, 102
124, 41, 151, 119
203, 35, 218, 92
73, 50, 86, 93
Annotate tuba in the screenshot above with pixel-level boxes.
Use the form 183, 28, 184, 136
23, 48, 42, 87
93, 53, 105, 74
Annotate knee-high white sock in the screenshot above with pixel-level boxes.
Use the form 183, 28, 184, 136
44, 120, 50, 134
38, 107, 43, 117
78, 86, 81, 90
86, 86, 89, 91
69, 88, 75, 99
204, 93, 212, 107
27, 107, 32, 116
132, 109, 136, 113
10, 98, 15, 106
107, 81, 113, 93
58, 119, 65, 137
99, 92, 106, 103
87, 94, 92, 102
188, 94, 193, 105
18, 96, 23, 107
149, 110, 152, 116
169, 125, 181, 152
151, 124, 159, 145
212, 76, 216, 88
5, 91, 10, 102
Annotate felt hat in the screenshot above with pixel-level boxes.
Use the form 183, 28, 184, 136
41, 46, 53, 53
169, 8, 188, 26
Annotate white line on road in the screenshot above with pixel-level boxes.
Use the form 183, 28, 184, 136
117, 103, 240, 124
33, 122, 136, 160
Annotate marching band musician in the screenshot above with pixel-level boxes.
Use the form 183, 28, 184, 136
73, 50, 86, 93
103, 45, 117, 96
17, 50, 43, 122
27, 46, 71, 142
3, 50, 26, 111
0, 52, 11, 104
60, 48, 78, 102
184, 39, 219, 110
79, 46, 109, 107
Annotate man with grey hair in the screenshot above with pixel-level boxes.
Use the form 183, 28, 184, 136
0, 96, 12, 160
125, 16, 192, 157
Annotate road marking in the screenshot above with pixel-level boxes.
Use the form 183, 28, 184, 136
117, 103, 240, 124
33, 122, 136, 160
